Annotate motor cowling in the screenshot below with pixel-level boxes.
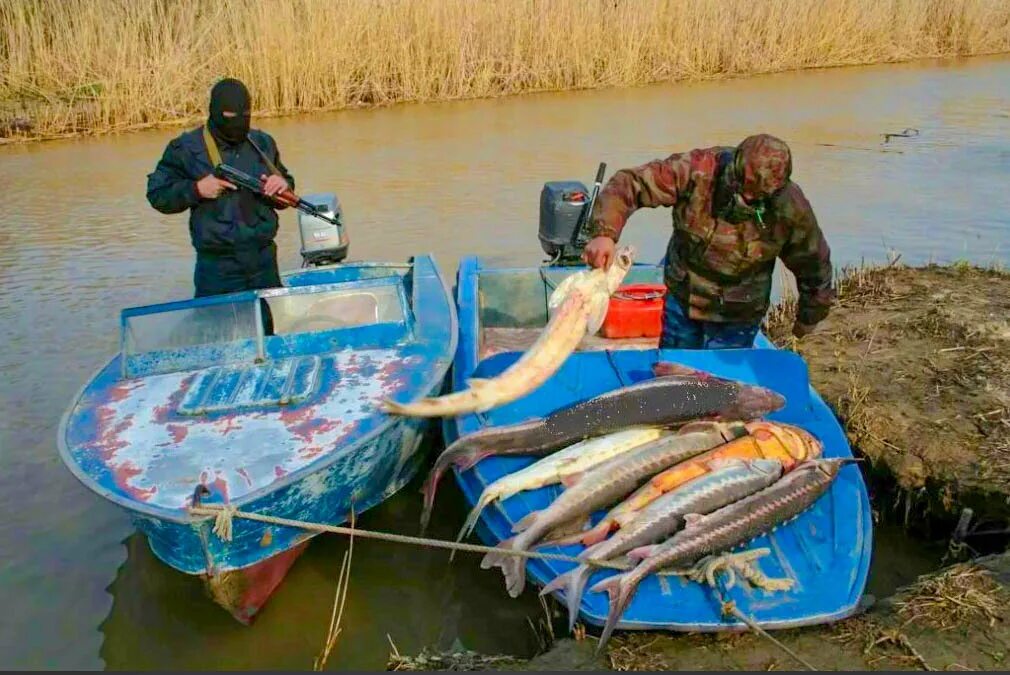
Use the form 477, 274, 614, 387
538, 181, 591, 265
298, 192, 349, 266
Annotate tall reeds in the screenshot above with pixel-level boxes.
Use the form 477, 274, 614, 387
2, 0, 1010, 141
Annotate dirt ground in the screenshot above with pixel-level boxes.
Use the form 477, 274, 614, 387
509, 552, 1010, 672
388, 553, 1010, 671
765, 263, 1010, 531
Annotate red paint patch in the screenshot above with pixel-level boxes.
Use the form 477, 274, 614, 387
106, 380, 144, 402
214, 416, 243, 435
279, 406, 341, 445
95, 409, 134, 459
274, 466, 288, 478
166, 424, 188, 444
114, 461, 157, 501
237, 468, 253, 487
151, 375, 195, 424
207, 474, 230, 503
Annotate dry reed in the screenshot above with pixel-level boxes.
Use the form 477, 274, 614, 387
3, 0, 1010, 142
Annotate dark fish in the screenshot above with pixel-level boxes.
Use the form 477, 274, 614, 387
590, 458, 854, 653
418, 373, 786, 532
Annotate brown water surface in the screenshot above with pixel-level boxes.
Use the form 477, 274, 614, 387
1, 55, 1008, 669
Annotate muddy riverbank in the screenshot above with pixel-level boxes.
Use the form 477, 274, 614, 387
766, 262, 1010, 535
503, 553, 1010, 672
387, 262, 1010, 671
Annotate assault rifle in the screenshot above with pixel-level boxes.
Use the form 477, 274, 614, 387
213, 163, 340, 226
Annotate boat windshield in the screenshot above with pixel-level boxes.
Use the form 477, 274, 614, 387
120, 280, 408, 378
264, 284, 404, 335
121, 297, 262, 378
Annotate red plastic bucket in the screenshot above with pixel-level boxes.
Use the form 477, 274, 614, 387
600, 283, 667, 339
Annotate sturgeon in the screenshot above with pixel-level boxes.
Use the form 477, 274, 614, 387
479, 423, 746, 598
417, 372, 786, 532
382, 246, 636, 419
453, 427, 671, 548
590, 458, 854, 653
539, 457, 785, 632
570, 421, 823, 546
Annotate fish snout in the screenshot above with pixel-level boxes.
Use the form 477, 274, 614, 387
732, 384, 786, 420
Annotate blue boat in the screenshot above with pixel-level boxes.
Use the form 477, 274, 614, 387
442, 254, 872, 634
59, 255, 457, 623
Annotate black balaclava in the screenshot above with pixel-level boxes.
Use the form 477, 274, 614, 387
208, 78, 251, 146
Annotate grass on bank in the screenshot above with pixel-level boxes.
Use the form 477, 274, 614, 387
3, 0, 1010, 142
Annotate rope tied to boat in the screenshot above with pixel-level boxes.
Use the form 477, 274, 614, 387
212, 505, 239, 542
187, 503, 633, 571
191, 504, 818, 671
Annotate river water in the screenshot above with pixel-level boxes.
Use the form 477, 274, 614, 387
1, 55, 1007, 669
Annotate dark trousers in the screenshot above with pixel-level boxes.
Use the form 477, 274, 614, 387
659, 292, 759, 350
194, 242, 281, 335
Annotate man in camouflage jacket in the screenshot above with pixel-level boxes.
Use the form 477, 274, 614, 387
583, 134, 834, 349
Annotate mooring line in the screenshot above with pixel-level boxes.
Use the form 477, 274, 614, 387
188, 504, 630, 571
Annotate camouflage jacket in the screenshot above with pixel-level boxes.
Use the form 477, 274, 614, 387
589, 146, 834, 325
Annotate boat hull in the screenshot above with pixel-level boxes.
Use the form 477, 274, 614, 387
444, 256, 872, 634
59, 255, 458, 623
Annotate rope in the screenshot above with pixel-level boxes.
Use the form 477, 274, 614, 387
188, 504, 631, 571
672, 549, 818, 672
719, 597, 819, 672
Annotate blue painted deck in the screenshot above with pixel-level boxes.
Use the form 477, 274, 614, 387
443, 255, 872, 633
59, 256, 457, 575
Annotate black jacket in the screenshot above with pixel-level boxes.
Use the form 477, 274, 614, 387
146, 127, 295, 254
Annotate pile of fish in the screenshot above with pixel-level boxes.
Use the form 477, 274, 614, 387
420, 361, 851, 652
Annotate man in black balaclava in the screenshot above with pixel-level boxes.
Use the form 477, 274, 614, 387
146, 78, 296, 313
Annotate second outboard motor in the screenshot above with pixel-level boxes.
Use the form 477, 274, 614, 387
537, 163, 607, 266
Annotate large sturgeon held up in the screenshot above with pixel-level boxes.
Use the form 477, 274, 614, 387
452, 427, 670, 550
417, 372, 786, 532
539, 457, 785, 632
569, 421, 823, 546
590, 458, 855, 653
479, 422, 747, 598
382, 246, 637, 419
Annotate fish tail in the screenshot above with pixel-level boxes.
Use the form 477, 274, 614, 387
450, 492, 495, 561
541, 565, 593, 633
539, 566, 591, 633
418, 458, 450, 534
539, 569, 574, 596
589, 573, 636, 655
480, 536, 528, 598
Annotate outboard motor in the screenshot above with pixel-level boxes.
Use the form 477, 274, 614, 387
537, 163, 607, 266
297, 192, 349, 267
